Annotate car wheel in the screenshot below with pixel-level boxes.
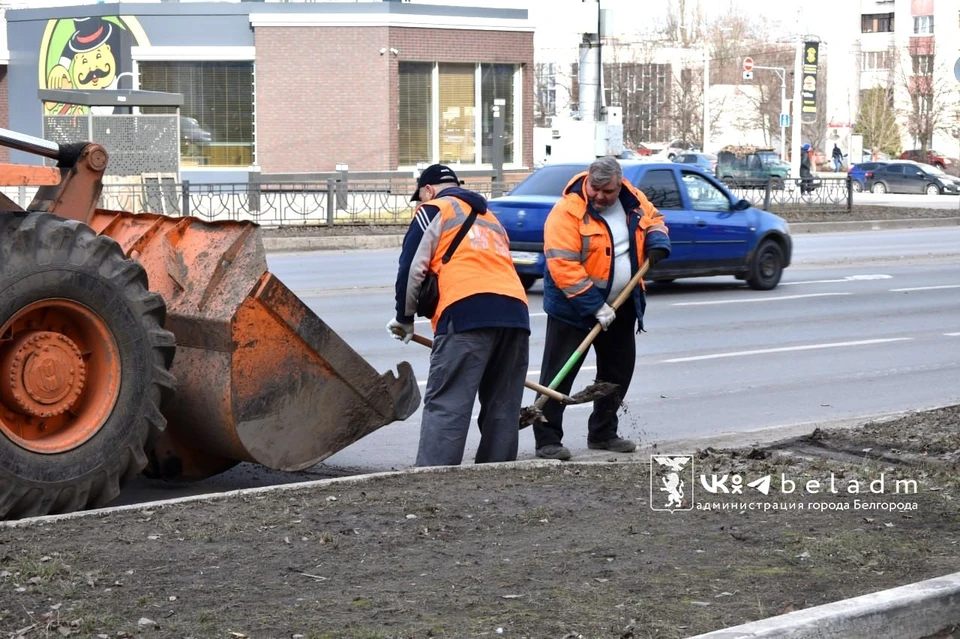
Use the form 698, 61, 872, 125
871, 182, 887, 194
519, 275, 538, 292
852, 181, 863, 193
925, 183, 941, 196
771, 177, 784, 190
747, 240, 784, 291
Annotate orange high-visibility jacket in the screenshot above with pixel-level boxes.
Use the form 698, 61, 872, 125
427, 195, 527, 333
543, 173, 669, 329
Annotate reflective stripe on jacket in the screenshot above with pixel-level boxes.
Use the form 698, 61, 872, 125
542, 172, 670, 331
428, 195, 528, 333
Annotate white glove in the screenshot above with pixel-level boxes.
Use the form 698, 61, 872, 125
386, 318, 414, 344
594, 303, 616, 331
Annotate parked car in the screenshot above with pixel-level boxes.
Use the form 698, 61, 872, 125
488, 161, 792, 291
862, 148, 891, 162
847, 161, 888, 192
716, 146, 790, 188
673, 152, 718, 175
655, 140, 700, 160
899, 149, 956, 170
864, 161, 960, 195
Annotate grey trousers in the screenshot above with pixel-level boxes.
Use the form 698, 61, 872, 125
416, 327, 529, 467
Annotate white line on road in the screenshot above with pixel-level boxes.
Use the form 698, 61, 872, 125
946, 333, 960, 337
417, 365, 598, 386
782, 274, 892, 286
890, 285, 960, 292
672, 292, 851, 306
661, 338, 913, 363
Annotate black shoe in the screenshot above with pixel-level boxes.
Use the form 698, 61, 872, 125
587, 437, 636, 453
536, 444, 572, 460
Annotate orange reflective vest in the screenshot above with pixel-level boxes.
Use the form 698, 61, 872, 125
544, 173, 669, 302
427, 195, 528, 332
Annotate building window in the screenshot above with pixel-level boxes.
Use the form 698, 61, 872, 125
399, 62, 433, 166
139, 61, 254, 167
481, 63, 515, 164
913, 15, 934, 34
535, 62, 556, 125
398, 62, 519, 167
439, 63, 476, 165
913, 54, 934, 75
861, 50, 892, 71
861, 12, 895, 33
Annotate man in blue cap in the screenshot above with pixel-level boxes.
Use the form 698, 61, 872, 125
799, 144, 814, 193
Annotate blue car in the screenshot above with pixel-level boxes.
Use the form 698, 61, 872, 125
847, 161, 888, 192
489, 161, 793, 290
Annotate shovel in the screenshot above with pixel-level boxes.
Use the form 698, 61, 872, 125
530, 259, 652, 414
397, 332, 618, 427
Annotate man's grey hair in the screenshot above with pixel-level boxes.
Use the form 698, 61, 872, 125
431, 182, 457, 196
587, 156, 623, 187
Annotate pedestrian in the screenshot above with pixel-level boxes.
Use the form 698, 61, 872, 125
387, 164, 531, 467
800, 143, 814, 193
832, 143, 843, 172
533, 156, 671, 460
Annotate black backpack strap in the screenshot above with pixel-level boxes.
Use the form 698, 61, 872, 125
440, 201, 479, 265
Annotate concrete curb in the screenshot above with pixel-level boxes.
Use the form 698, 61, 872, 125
685, 571, 960, 639
262, 218, 960, 253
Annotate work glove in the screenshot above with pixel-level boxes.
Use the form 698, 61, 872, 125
386, 318, 414, 344
645, 247, 669, 267
594, 303, 616, 331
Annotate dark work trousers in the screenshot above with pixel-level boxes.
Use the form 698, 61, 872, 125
416, 327, 530, 467
533, 301, 638, 448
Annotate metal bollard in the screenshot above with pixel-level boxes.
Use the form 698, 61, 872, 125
326, 178, 335, 225
181, 180, 191, 218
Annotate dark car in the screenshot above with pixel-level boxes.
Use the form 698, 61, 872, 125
673, 152, 718, 175
865, 161, 960, 195
847, 161, 888, 192
488, 161, 793, 291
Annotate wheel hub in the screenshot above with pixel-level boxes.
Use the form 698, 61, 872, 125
3, 331, 86, 418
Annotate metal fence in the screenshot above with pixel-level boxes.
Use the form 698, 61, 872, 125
97, 177, 529, 226
4, 174, 852, 225
724, 176, 853, 213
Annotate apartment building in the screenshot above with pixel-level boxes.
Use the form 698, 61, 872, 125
825, 0, 960, 157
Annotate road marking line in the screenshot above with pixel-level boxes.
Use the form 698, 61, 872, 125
782, 274, 892, 286
890, 285, 960, 292
946, 333, 960, 337
672, 292, 851, 306
661, 338, 913, 363
416, 365, 597, 387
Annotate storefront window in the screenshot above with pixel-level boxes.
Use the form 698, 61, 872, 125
398, 62, 518, 167
139, 61, 254, 167
481, 63, 514, 164
399, 62, 433, 166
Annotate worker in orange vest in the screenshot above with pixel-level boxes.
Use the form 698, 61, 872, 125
388, 164, 531, 466
535, 156, 670, 460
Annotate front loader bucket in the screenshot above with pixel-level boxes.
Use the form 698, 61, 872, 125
87, 210, 420, 480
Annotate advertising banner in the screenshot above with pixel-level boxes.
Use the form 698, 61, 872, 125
801, 41, 820, 122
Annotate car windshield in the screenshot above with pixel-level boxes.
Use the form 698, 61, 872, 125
919, 164, 946, 176
757, 152, 780, 166
509, 164, 587, 196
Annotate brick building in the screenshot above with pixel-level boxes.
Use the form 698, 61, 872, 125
0, 2, 534, 182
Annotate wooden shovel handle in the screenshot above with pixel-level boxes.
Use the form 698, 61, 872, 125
403, 332, 573, 404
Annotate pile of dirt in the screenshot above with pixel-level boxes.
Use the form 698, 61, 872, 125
1, 406, 958, 638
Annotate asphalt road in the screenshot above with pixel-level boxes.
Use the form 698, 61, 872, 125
113, 227, 960, 505
854, 191, 960, 210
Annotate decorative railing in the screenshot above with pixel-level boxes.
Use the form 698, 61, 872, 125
722, 176, 853, 213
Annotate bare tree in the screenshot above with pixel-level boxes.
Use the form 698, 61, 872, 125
533, 63, 556, 128
897, 44, 954, 152
601, 40, 673, 147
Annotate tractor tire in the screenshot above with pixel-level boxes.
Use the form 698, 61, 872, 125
0, 213, 176, 519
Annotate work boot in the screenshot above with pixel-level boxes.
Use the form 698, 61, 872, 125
587, 436, 637, 453
536, 444, 572, 460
